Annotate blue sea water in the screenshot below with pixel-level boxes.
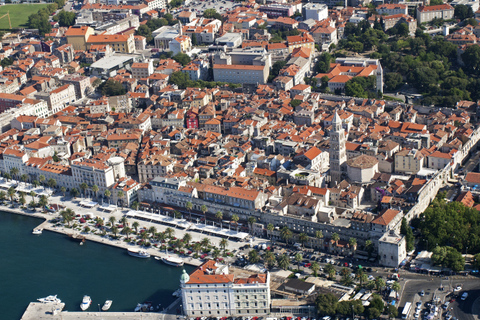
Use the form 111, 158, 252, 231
0, 211, 193, 319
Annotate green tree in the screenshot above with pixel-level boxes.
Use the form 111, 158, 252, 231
385, 72, 404, 91
47, 178, 57, 190
248, 249, 260, 263
391, 282, 401, 295
324, 263, 335, 279
267, 223, 274, 240
455, 4, 474, 20
10, 167, 18, 181
375, 277, 386, 291
203, 8, 222, 20
27, 10, 52, 36
248, 216, 256, 234
299, 232, 308, 248
280, 226, 293, 245
111, 225, 119, 238
386, 305, 398, 319
231, 214, 239, 231
462, 45, 480, 76
219, 238, 228, 253
215, 211, 223, 228
60, 187, 66, 197
277, 254, 290, 270
315, 293, 338, 316
201, 205, 207, 225
91, 185, 99, 200
117, 190, 124, 207
60, 208, 75, 226
315, 52, 332, 73
400, 218, 415, 252
29, 191, 36, 203
57, 10, 76, 27
109, 216, 117, 228
193, 242, 202, 256
337, 300, 364, 316
311, 261, 320, 276
38, 195, 48, 209
166, 227, 175, 239
185, 201, 193, 221
132, 221, 140, 234
294, 252, 303, 270
21, 174, 28, 184
101, 79, 126, 96
183, 233, 192, 246
79, 182, 88, 198
7, 187, 15, 205
331, 232, 340, 244
474, 253, 480, 269
172, 53, 191, 66
70, 188, 79, 198
264, 251, 276, 269
268, 60, 287, 82
136, 24, 152, 43
104, 189, 111, 203
366, 306, 381, 319
0, 190, 6, 202
121, 226, 132, 240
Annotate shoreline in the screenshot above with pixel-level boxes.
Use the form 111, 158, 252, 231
2, 205, 204, 267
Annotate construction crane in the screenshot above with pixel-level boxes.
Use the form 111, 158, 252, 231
0, 11, 11, 30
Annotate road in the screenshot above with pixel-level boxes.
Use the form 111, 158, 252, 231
399, 276, 480, 320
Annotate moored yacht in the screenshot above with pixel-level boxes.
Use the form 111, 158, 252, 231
102, 300, 112, 311
128, 248, 150, 258
80, 295, 91, 311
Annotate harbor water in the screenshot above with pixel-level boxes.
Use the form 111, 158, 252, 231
0, 211, 193, 320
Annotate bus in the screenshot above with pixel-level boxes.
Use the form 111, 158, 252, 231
402, 302, 412, 319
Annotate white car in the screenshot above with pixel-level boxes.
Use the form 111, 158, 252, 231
368, 275, 375, 281
454, 285, 462, 292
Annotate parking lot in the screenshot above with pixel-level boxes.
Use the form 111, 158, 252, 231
173, 0, 238, 16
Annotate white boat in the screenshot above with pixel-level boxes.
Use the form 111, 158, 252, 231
80, 295, 92, 311
37, 295, 61, 304
161, 249, 184, 267
102, 300, 112, 311
128, 248, 150, 258
32, 228, 42, 235
134, 302, 153, 312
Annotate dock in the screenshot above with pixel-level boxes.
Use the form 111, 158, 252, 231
21, 302, 167, 319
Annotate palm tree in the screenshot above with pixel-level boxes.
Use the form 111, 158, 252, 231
331, 232, 340, 246
215, 211, 223, 228
19, 195, 26, 207
324, 263, 335, 279
104, 189, 111, 204
212, 248, 221, 261
47, 178, 56, 190
375, 277, 386, 291
132, 221, 140, 234
29, 200, 36, 210
79, 182, 88, 198
91, 185, 99, 200
264, 251, 276, 269
201, 237, 210, 250
315, 230, 323, 241
277, 254, 290, 270
267, 223, 274, 241
165, 227, 174, 239
174, 210, 182, 219
29, 191, 36, 202
248, 249, 260, 263
280, 226, 293, 245
38, 195, 48, 209
21, 174, 28, 184
157, 232, 167, 243
121, 226, 132, 239
119, 216, 129, 227
200, 205, 207, 225
60, 187, 66, 197
70, 188, 79, 198
7, 187, 15, 204
193, 242, 202, 256
299, 232, 308, 248
117, 190, 124, 208
32, 179, 39, 188
359, 273, 368, 287
185, 201, 193, 221
131, 201, 139, 211
295, 252, 303, 270
311, 262, 320, 276
108, 216, 117, 228
0, 190, 6, 202
365, 239, 374, 257
248, 216, 256, 235
10, 167, 19, 182
111, 225, 119, 238
38, 174, 45, 189
183, 233, 192, 246
391, 281, 401, 295
349, 237, 357, 251
220, 238, 228, 253
148, 226, 157, 238
231, 214, 239, 231
60, 208, 75, 227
